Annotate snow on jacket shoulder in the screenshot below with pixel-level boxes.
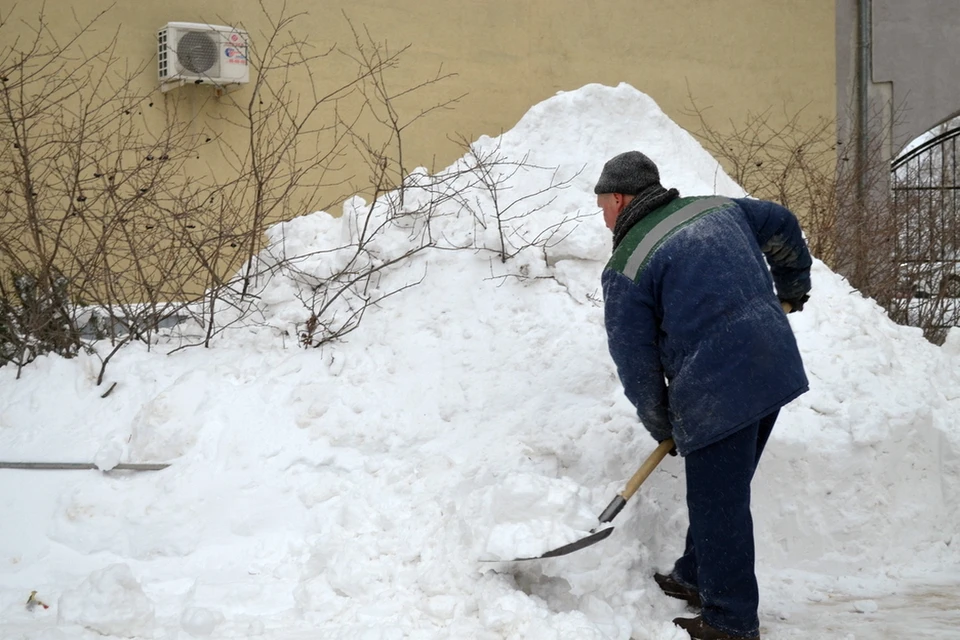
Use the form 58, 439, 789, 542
601, 196, 810, 455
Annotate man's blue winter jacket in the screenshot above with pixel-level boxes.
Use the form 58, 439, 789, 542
602, 196, 811, 455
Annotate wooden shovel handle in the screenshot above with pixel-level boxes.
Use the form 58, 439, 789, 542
781, 300, 793, 313
621, 438, 674, 501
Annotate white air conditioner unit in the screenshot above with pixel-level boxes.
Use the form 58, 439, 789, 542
158, 22, 249, 92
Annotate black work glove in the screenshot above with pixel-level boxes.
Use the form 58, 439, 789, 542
660, 439, 677, 456
779, 293, 810, 313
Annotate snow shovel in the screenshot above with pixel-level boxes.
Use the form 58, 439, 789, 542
509, 438, 675, 561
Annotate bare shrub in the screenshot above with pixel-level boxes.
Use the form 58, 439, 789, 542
0, 7, 212, 379
453, 137, 587, 267
0, 3, 468, 367
683, 96, 852, 264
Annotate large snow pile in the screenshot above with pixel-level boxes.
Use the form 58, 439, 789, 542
1, 83, 959, 640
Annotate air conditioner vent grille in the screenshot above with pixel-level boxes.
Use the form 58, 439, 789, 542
177, 31, 219, 74
158, 30, 168, 78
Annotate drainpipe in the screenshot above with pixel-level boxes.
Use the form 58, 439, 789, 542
857, 0, 872, 205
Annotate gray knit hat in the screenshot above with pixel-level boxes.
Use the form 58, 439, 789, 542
594, 151, 662, 195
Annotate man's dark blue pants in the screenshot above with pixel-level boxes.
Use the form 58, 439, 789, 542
671, 410, 779, 638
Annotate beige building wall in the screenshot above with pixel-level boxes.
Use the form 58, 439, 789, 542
3, 0, 834, 202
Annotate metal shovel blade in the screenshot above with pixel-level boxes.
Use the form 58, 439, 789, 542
512, 526, 615, 561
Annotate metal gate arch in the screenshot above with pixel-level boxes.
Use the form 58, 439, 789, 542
890, 126, 960, 342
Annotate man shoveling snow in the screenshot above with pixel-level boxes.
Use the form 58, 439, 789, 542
596, 151, 813, 640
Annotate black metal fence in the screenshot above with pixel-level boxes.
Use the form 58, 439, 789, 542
889, 125, 960, 342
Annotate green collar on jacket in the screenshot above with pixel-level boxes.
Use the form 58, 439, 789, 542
605, 196, 735, 283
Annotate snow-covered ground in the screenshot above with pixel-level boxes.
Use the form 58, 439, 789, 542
2, 84, 959, 640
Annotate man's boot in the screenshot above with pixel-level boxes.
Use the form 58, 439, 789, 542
653, 572, 701, 607
673, 615, 760, 640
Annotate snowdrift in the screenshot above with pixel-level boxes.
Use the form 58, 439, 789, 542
1, 83, 958, 639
